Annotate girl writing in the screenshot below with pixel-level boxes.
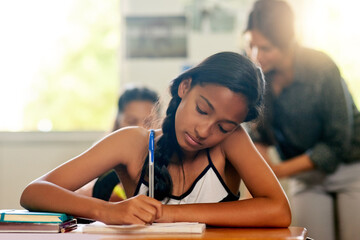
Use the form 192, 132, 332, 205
20, 52, 291, 227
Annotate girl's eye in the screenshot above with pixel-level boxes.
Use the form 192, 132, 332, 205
196, 105, 207, 115
218, 125, 229, 134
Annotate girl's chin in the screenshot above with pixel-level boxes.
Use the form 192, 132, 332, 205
177, 138, 199, 152
177, 132, 204, 152
179, 141, 198, 152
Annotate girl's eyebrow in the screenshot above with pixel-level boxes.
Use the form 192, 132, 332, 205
199, 95, 239, 126
200, 95, 214, 110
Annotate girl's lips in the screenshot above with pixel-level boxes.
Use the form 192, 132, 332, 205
184, 132, 202, 147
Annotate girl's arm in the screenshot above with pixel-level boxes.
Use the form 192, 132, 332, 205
253, 143, 273, 166
75, 179, 97, 197
20, 127, 162, 225
159, 126, 291, 227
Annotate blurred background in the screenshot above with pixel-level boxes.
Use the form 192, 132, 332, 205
0, 0, 359, 209
0, 0, 359, 132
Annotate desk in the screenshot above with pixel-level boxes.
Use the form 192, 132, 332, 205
0, 226, 307, 240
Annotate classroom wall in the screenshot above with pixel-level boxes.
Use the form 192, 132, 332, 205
0, 131, 104, 209
119, 0, 253, 105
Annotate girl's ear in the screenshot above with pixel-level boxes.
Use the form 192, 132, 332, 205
178, 78, 192, 99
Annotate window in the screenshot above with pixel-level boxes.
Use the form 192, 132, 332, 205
0, 0, 120, 131
293, 0, 360, 107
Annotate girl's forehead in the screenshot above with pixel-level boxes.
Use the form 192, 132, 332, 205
193, 83, 241, 98
192, 84, 249, 122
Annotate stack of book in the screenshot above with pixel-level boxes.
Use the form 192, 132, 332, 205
0, 209, 77, 233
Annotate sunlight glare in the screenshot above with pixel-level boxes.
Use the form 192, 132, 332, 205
0, 0, 73, 131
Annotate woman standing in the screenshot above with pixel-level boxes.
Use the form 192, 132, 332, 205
245, 1, 360, 239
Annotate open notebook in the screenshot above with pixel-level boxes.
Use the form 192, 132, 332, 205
81, 221, 206, 234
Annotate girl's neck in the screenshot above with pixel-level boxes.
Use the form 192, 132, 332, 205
171, 149, 201, 165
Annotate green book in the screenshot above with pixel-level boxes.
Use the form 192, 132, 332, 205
0, 209, 73, 224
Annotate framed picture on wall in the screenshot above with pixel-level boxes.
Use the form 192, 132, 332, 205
125, 16, 187, 58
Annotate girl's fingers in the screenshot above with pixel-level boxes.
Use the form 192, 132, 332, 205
134, 206, 156, 224
141, 196, 163, 219
123, 214, 147, 225
116, 195, 162, 224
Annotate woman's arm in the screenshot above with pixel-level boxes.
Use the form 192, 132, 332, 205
159, 126, 291, 227
266, 76, 354, 178
271, 154, 314, 178
20, 127, 162, 225
253, 144, 315, 178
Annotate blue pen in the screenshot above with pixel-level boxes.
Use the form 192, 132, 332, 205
148, 130, 155, 198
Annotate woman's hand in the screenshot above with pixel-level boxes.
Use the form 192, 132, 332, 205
99, 195, 162, 225
272, 154, 315, 178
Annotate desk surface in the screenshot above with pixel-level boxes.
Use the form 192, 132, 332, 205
0, 226, 307, 240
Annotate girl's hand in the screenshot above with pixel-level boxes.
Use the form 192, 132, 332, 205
152, 205, 175, 223
100, 195, 162, 225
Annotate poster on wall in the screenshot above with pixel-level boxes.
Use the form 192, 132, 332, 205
125, 16, 187, 58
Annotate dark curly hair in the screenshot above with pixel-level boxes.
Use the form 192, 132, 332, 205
144, 51, 265, 201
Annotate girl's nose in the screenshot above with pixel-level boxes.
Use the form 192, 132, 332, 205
195, 121, 212, 139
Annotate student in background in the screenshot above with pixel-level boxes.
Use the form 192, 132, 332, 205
244, 1, 360, 239
77, 86, 160, 202
20, 51, 291, 227
111, 86, 160, 132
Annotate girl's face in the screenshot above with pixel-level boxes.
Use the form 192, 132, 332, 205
245, 30, 286, 73
117, 100, 155, 128
175, 79, 249, 153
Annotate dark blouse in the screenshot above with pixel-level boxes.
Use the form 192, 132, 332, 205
251, 46, 360, 173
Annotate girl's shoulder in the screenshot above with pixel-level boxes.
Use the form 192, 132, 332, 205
224, 124, 249, 141
103, 127, 161, 165
110, 127, 162, 149
220, 125, 253, 154
109, 126, 148, 145
111, 126, 161, 140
